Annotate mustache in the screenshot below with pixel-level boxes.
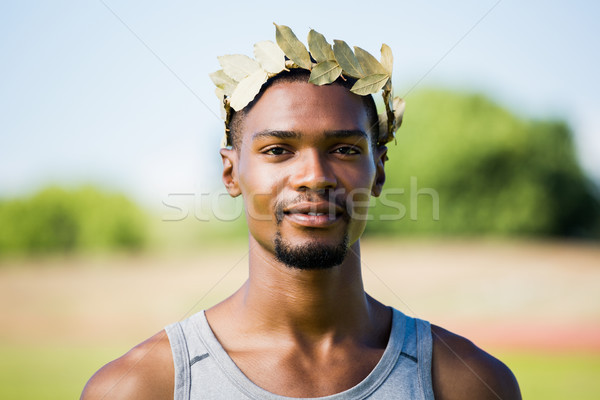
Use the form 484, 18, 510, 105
274, 192, 348, 224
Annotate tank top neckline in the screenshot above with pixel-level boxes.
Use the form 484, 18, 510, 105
190, 307, 407, 400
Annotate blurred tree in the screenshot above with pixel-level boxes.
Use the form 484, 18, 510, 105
0, 186, 147, 256
367, 90, 600, 238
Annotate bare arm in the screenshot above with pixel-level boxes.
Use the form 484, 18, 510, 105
431, 325, 521, 400
81, 330, 174, 400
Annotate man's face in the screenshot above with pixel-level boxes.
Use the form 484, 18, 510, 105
221, 80, 386, 269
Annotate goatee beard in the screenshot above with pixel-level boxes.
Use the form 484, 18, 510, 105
274, 231, 349, 270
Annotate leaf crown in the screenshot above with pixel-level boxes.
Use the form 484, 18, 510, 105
210, 23, 405, 147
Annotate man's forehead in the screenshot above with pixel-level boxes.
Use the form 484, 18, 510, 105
259, 79, 362, 107
241, 80, 371, 138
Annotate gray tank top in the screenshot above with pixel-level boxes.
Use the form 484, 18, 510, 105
165, 308, 434, 399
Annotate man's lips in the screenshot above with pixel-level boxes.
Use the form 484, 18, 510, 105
282, 202, 344, 227
284, 202, 343, 215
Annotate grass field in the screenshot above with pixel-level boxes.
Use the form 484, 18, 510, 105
498, 351, 600, 399
1, 239, 599, 399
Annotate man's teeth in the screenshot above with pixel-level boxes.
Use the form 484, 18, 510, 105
307, 212, 325, 216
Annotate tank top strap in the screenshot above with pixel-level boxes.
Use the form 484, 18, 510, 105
415, 318, 434, 399
165, 320, 191, 400
165, 313, 215, 400
396, 312, 434, 400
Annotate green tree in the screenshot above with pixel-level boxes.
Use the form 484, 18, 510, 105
367, 90, 600, 237
0, 186, 147, 256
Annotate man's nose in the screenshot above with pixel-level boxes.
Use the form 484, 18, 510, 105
289, 149, 337, 191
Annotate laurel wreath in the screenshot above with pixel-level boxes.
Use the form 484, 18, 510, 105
210, 23, 405, 146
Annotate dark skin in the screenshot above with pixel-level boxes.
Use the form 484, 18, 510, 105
81, 81, 521, 399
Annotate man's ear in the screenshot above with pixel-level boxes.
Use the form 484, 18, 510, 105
220, 148, 241, 197
371, 145, 387, 197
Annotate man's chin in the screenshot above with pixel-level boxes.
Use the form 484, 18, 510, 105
274, 233, 349, 271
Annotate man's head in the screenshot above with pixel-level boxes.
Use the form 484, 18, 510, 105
220, 74, 387, 270
213, 24, 403, 270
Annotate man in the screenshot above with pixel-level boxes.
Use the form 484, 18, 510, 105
82, 25, 521, 399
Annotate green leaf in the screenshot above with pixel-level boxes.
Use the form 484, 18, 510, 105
393, 96, 405, 128
382, 86, 393, 111
229, 69, 269, 111
354, 46, 387, 76
308, 61, 342, 85
380, 44, 393, 75
350, 74, 389, 95
333, 40, 364, 78
382, 88, 395, 136
218, 54, 261, 81
383, 79, 392, 93
209, 69, 238, 96
377, 111, 388, 143
307, 29, 335, 63
274, 23, 312, 70
254, 40, 286, 74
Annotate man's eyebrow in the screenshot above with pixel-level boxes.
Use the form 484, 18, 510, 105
252, 130, 301, 141
251, 129, 368, 141
324, 130, 368, 140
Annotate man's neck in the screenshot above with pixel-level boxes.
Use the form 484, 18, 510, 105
208, 238, 386, 344
247, 239, 371, 337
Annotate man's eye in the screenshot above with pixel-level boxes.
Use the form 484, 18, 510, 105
264, 147, 289, 155
333, 146, 360, 155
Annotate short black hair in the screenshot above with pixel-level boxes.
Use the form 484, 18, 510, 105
228, 69, 379, 150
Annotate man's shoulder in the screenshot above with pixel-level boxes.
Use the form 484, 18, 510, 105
430, 324, 521, 400
80, 330, 174, 400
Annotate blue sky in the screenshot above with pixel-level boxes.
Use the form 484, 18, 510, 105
1, 1, 598, 207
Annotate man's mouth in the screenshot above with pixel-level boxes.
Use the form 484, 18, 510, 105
282, 202, 344, 227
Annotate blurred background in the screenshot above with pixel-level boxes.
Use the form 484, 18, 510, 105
1, 1, 599, 399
